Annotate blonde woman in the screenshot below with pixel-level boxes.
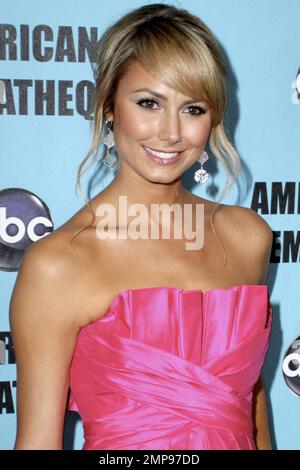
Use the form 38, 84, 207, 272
10, 3, 273, 450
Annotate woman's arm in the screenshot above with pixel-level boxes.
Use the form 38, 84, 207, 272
9, 238, 81, 449
246, 212, 273, 450
252, 375, 272, 450
226, 205, 274, 450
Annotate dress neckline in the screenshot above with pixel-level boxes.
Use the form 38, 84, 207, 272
83, 284, 269, 328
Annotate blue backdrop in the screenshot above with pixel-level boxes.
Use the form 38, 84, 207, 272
1, 0, 299, 450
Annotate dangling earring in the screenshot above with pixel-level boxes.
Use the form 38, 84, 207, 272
194, 150, 209, 184
101, 120, 117, 169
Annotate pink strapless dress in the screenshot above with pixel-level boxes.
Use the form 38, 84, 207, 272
67, 284, 272, 450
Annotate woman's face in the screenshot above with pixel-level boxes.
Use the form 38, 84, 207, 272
106, 59, 212, 184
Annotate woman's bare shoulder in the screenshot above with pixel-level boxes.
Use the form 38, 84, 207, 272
190, 196, 272, 242
19, 223, 77, 276
190, 196, 272, 263
214, 202, 273, 278
12, 215, 93, 330
221, 203, 273, 246
22, 200, 98, 265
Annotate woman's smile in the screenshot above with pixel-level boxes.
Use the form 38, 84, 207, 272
142, 144, 184, 165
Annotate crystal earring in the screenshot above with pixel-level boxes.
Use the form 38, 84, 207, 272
194, 150, 209, 184
101, 120, 117, 169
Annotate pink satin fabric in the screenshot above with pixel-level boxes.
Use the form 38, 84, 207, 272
68, 285, 272, 450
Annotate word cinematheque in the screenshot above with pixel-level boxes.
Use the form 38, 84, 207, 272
0, 79, 95, 117
0, 24, 99, 117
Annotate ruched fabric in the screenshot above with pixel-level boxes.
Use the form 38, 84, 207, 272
68, 285, 272, 450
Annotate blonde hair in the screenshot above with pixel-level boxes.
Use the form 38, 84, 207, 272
72, 2, 241, 242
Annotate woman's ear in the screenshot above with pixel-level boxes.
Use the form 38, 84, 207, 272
105, 112, 114, 123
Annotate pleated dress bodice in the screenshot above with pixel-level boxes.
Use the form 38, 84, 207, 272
68, 284, 272, 450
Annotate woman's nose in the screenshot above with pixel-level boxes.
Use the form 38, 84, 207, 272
158, 110, 182, 144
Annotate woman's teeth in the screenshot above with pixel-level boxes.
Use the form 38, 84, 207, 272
143, 145, 179, 159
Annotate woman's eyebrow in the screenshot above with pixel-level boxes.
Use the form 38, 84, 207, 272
131, 87, 202, 105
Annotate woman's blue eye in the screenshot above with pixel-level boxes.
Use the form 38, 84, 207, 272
137, 98, 158, 109
136, 98, 206, 117
187, 106, 206, 116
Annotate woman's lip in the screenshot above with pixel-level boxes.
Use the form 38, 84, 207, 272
144, 145, 180, 154
142, 145, 183, 165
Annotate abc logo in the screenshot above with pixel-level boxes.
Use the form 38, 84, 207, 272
282, 335, 300, 397
0, 188, 53, 271
296, 69, 300, 97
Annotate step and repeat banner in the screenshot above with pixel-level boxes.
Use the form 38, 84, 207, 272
1, 0, 299, 450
